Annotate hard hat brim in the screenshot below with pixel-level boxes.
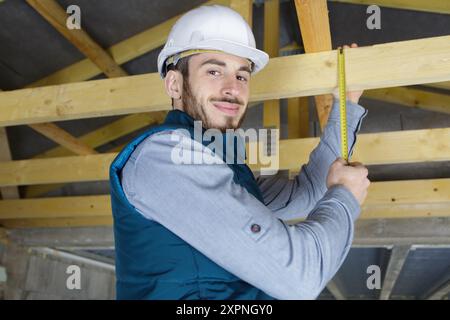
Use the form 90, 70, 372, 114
158, 38, 269, 78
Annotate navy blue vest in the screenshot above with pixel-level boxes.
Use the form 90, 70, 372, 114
109, 110, 275, 300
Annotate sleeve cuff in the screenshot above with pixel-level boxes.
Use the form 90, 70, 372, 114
323, 184, 362, 221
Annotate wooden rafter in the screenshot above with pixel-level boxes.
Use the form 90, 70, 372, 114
0, 89, 19, 200
263, 0, 281, 131
363, 87, 450, 114
294, 0, 334, 130
329, 0, 450, 15
0, 178, 449, 222
0, 128, 448, 186
2, 35, 449, 126
26, 0, 127, 78
27, 0, 229, 88
24, 112, 166, 198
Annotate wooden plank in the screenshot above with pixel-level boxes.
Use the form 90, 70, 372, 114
0, 195, 111, 220
24, 112, 165, 198
0, 128, 449, 187
2, 35, 450, 126
0, 179, 449, 222
363, 87, 450, 114
31, 112, 166, 159
426, 280, 450, 300
1, 217, 112, 229
379, 245, 411, 300
263, 0, 280, 130
26, 0, 127, 78
0, 153, 116, 186
272, 127, 450, 172
294, 0, 334, 130
29, 122, 97, 155
0, 127, 20, 200
287, 97, 309, 139
329, 0, 450, 15
426, 81, 450, 90
27, 0, 230, 88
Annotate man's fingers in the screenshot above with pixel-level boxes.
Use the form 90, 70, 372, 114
334, 157, 348, 166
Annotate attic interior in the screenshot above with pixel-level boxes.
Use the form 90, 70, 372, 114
0, 0, 449, 300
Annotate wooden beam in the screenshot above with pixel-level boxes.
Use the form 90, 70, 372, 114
26, 0, 127, 78
426, 280, 450, 300
329, 0, 450, 15
0, 179, 449, 223
287, 97, 309, 139
27, 0, 230, 88
0, 88, 20, 200
363, 87, 450, 114
294, 0, 334, 129
1, 217, 113, 229
0, 127, 20, 200
263, 0, 280, 131
2, 35, 450, 126
0, 128, 449, 186
0, 153, 116, 186
28, 122, 97, 155
379, 245, 411, 300
273, 127, 450, 172
31, 112, 166, 159
24, 112, 166, 198
426, 81, 450, 91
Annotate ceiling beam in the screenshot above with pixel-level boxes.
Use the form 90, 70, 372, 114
329, 0, 450, 15
0, 127, 20, 200
294, 0, 334, 130
379, 245, 411, 300
1, 35, 450, 126
263, 0, 281, 132
0, 127, 448, 186
27, 0, 230, 88
425, 279, 450, 300
24, 112, 166, 198
26, 0, 127, 77
6, 218, 450, 244
0, 178, 449, 221
363, 87, 450, 114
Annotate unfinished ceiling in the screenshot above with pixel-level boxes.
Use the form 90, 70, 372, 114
0, 0, 449, 300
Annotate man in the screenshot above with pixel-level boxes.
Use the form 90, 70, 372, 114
109, 5, 370, 300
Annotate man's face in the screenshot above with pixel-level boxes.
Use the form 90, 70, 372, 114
181, 52, 252, 131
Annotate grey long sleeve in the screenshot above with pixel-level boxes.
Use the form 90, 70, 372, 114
121, 103, 366, 299
258, 99, 368, 221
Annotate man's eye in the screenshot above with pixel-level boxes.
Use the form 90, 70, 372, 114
208, 70, 220, 76
237, 75, 248, 82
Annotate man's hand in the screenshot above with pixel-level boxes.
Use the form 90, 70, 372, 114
326, 157, 370, 205
333, 43, 364, 104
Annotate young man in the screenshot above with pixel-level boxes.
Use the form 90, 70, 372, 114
110, 5, 370, 300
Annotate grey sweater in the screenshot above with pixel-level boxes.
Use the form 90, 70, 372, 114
121, 99, 368, 299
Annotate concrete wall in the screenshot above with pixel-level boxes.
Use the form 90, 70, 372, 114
2, 243, 115, 300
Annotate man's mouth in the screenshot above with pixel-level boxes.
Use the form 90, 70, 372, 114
212, 101, 240, 116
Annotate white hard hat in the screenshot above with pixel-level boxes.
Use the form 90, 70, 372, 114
157, 5, 269, 78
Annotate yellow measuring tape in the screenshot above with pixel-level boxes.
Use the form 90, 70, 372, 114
338, 48, 348, 162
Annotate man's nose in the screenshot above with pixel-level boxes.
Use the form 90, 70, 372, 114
221, 75, 240, 98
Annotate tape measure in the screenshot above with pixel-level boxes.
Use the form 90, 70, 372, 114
338, 47, 348, 162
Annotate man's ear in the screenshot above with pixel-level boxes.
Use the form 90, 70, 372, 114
164, 70, 182, 100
